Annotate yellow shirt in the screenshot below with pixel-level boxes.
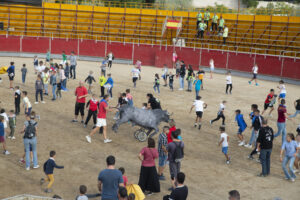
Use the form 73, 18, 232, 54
99, 76, 107, 86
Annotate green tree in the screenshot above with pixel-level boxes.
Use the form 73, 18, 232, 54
242, 0, 258, 8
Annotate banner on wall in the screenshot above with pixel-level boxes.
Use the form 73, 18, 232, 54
0, 0, 42, 6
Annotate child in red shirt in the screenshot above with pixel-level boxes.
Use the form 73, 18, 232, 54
167, 119, 176, 143
119, 167, 128, 187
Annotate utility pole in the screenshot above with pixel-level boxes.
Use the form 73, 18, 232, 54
238, 0, 240, 13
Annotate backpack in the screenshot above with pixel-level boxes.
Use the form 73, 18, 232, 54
173, 142, 184, 163
24, 121, 37, 139
43, 160, 48, 173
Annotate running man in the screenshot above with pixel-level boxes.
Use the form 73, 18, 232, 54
190, 96, 207, 130
261, 89, 276, 116
248, 64, 259, 86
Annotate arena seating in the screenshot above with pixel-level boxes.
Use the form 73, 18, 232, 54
0, 2, 299, 57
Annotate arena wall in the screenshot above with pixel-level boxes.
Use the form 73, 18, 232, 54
0, 35, 299, 80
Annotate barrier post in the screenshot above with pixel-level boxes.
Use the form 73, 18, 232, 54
20, 36, 22, 53
199, 48, 202, 67
132, 43, 135, 64
77, 37, 80, 59
280, 52, 285, 77
226, 50, 229, 69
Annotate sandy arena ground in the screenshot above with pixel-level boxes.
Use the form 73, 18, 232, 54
0, 57, 299, 200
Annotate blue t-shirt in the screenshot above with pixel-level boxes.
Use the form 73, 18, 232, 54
7, 65, 15, 75
235, 114, 247, 131
0, 122, 4, 137
98, 169, 123, 200
282, 140, 298, 157
193, 79, 202, 91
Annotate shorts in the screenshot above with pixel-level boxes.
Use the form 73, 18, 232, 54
297, 151, 300, 158
75, 102, 85, 116
24, 145, 33, 152
9, 75, 14, 81
222, 147, 228, 155
96, 118, 107, 127
279, 93, 286, 99
210, 67, 214, 72
264, 103, 273, 110
132, 77, 138, 83
159, 154, 168, 167
25, 107, 32, 116
237, 128, 245, 135
0, 136, 5, 143
253, 73, 257, 79
196, 111, 203, 118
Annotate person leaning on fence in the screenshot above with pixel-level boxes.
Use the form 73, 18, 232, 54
223, 25, 229, 45
218, 15, 225, 34
211, 13, 218, 32
196, 12, 202, 30
204, 9, 210, 28
197, 20, 207, 39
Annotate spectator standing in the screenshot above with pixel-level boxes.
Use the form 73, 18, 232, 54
175, 60, 181, 77
59, 64, 67, 90
65, 62, 70, 79
22, 91, 32, 116
35, 75, 45, 104
196, 12, 202, 29
280, 133, 298, 182
76, 185, 88, 200
107, 52, 114, 69
20, 112, 39, 170
118, 187, 128, 200
197, 20, 207, 39
8, 110, 16, 140
225, 70, 232, 94
105, 73, 114, 98
209, 59, 214, 79
41, 150, 64, 193
211, 13, 218, 32
178, 61, 186, 90
70, 51, 77, 79
99, 72, 107, 97
163, 172, 188, 200
223, 25, 229, 45
131, 66, 140, 88
98, 156, 124, 199
186, 65, 194, 92
193, 76, 202, 97
138, 138, 160, 195
7, 62, 15, 89
42, 68, 50, 96
196, 68, 205, 90
126, 89, 133, 106
135, 60, 142, 80
62, 51, 67, 65
167, 119, 176, 144
101, 60, 107, 77
84, 94, 98, 128
14, 86, 21, 115
0, 116, 10, 155
204, 9, 210, 27
33, 56, 38, 74
274, 99, 290, 145
37, 61, 46, 74
153, 73, 160, 94
169, 72, 174, 92
72, 81, 88, 123
46, 50, 51, 63
168, 130, 184, 188
50, 70, 57, 101
218, 15, 225, 34
21, 64, 27, 84
158, 126, 169, 180
162, 64, 168, 87
289, 98, 300, 118
256, 119, 274, 177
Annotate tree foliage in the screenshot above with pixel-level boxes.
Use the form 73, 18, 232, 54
242, 0, 259, 8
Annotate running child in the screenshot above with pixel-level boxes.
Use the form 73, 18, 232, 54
104, 74, 113, 98
261, 89, 275, 116
84, 94, 98, 128
114, 93, 128, 120
41, 150, 64, 193
245, 109, 263, 149
225, 71, 232, 94
193, 76, 201, 98
8, 110, 16, 140
153, 73, 160, 93
235, 109, 247, 146
21, 64, 27, 84
277, 80, 286, 101
190, 96, 207, 130
197, 67, 205, 90
169, 72, 174, 91
119, 167, 128, 186
14, 86, 21, 115
0, 116, 10, 155
62, 51, 67, 65
248, 64, 259, 86
84, 71, 96, 94
210, 101, 226, 126
33, 55, 38, 74
35, 74, 45, 104
135, 60, 142, 80
99, 72, 107, 97
218, 126, 230, 164
131, 66, 140, 88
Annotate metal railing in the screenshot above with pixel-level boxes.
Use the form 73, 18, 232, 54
42, 0, 300, 16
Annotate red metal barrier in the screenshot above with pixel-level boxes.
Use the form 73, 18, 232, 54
0, 35, 299, 80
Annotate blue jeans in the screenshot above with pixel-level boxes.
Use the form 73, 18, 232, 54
25, 107, 32, 116
107, 88, 113, 97
289, 110, 300, 118
260, 149, 272, 176
282, 156, 296, 179
70, 65, 76, 79
274, 122, 286, 145
195, 90, 200, 98
44, 84, 48, 94
248, 129, 257, 146
52, 84, 57, 99
22, 73, 26, 83
187, 80, 192, 90
128, 99, 133, 106
179, 76, 184, 89
62, 79, 67, 89
24, 137, 38, 168
153, 84, 160, 93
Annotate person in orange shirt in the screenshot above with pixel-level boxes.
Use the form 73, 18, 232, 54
197, 67, 205, 90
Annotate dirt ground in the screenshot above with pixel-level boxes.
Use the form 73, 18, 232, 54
0, 57, 299, 200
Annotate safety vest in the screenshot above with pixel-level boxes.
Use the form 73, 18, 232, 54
219, 18, 225, 27
99, 76, 107, 86
204, 12, 210, 21
212, 15, 218, 23
223, 27, 229, 37
198, 22, 207, 31
197, 13, 202, 21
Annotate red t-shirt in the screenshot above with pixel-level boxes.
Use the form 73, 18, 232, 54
123, 175, 128, 187
75, 86, 88, 103
167, 126, 177, 144
97, 101, 108, 119
277, 105, 287, 123
265, 93, 273, 104
140, 147, 158, 167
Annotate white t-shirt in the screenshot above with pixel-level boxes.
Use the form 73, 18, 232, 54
108, 53, 113, 61
193, 100, 204, 112
131, 68, 140, 78
252, 66, 258, 74
209, 60, 214, 70
37, 65, 46, 73
220, 132, 228, 147
163, 67, 168, 75
226, 75, 232, 84
279, 84, 286, 94
219, 103, 225, 112
23, 97, 32, 108
0, 113, 8, 129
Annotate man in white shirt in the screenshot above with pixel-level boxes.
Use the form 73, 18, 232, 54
248, 64, 259, 86
107, 52, 114, 69
226, 71, 232, 94
190, 96, 207, 130
131, 66, 140, 88
218, 126, 230, 164
37, 61, 46, 74
210, 101, 226, 126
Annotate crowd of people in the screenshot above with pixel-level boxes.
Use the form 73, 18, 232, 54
0, 49, 299, 200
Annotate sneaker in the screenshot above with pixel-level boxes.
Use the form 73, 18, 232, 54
248, 155, 254, 160
257, 173, 266, 177
81, 120, 84, 124
83, 124, 87, 128
104, 139, 112, 144
293, 169, 299, 173
19, 158, 25, 164
244, 144, 252, 148
40, 178, 45, 185
194, 123, 197, 128
7, 136, 11, 139
290, 178, 295, 182
144, 191, 153, 196
34, 102, 39, 104
256, 158, 261, 163
198, 124, 202, 130
33, 165, 40, 169
41, 101, 46, 104
238, 141, 245, 146
226, 160, 230, 164
209, 120, 212, 125
71, 119, 78, 123
51, 98, 56, 101
3, 150, 10, 155
248, 81, 251, 84
158, 175, 166, 181
44, 188, 52, 193
11, 136, 16, 140
26, 167, 30, 171
86, 135, 92, 143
